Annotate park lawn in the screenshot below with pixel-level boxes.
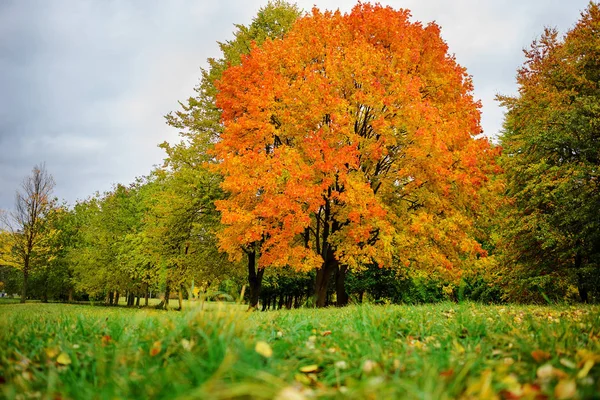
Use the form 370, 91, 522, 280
1, 302, 599, 399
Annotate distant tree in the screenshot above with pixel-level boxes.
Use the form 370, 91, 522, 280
0, 163, 56, 303
498, 3, 600, 302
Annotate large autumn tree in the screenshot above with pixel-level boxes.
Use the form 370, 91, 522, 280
498, 3, 600, 302
215, 4, 497, 307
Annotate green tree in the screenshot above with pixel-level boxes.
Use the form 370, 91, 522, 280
498, 3, 600, 302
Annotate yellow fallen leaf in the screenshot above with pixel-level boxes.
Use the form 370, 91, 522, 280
255, 341, 273, 358
180, 339, 194, 351
56, 352, 71, 365
294, 373, 311, 385
577, 359, 594, 379
45, 348, 59, 359
501, 374, 522, 397
554, 379, 576, 400
299, 364, 319, 373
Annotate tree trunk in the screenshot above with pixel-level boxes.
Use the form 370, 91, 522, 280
128, 291, 135, 306
68, 288, 74, 303
247, 250, 265, 310
136, 294, 140, 306
335, 264, 349, 307
157, 284, 170, 310
20, 262, 29, 303
41, 270, 49, 303
114, 291, 120, 306
358, 291, 364, 304
575, 251, 589, 303
315, 258, 337, 308
108, 291, 114, 306
178, 287, 183, 310
261, 298, 267, 311
144, 286, 149, 306
164, 284, 170, 309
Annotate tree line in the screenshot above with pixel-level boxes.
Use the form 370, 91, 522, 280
1, 1, 599, 307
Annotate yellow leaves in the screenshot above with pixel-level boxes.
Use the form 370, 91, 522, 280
464, 369, 497, 400
576, 359, 594, 379
453, 340, 465, 355
45, 347, 60, 359
554, 380, 577, 399
575, 349, 599, 378
56, 352, 71, 365
299, 364, 319, 373
180, 339, 194, 352
45, 347, 72, 366
255, 341, 273, 358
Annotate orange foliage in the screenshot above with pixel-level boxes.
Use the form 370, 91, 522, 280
214, 4, 498, 279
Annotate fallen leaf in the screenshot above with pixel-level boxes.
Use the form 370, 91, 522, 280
181, 339, 194, 351
577, 359, 594, 379
439, 369, 454, 378
554, 379, 576, 399
537, 364, 567, 380
275, 387, 306, 400
334, 360, 348, 370
294, 373, 311, 385
537, 364, 554, 380
56, 352, 71, 365
149, 341, 161, 357
531, 350, 551, 363
453, 341, 465, 354
45, 348, 59, 359
559, 358, 577, 369
362, 360, 378, 374
299, 364, 319, 373
321, 330, 332, 337
255, 341, 273, 358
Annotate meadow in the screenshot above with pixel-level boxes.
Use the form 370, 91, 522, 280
1, 302, 599, 399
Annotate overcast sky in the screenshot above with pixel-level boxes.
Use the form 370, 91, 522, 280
0, 0, 590, 210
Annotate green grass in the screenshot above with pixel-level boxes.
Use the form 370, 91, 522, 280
1, 303, 599, 399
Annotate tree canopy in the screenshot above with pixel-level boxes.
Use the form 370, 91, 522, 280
215, 4, 498, 306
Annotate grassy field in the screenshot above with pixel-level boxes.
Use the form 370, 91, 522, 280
1, 302, 599, 399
